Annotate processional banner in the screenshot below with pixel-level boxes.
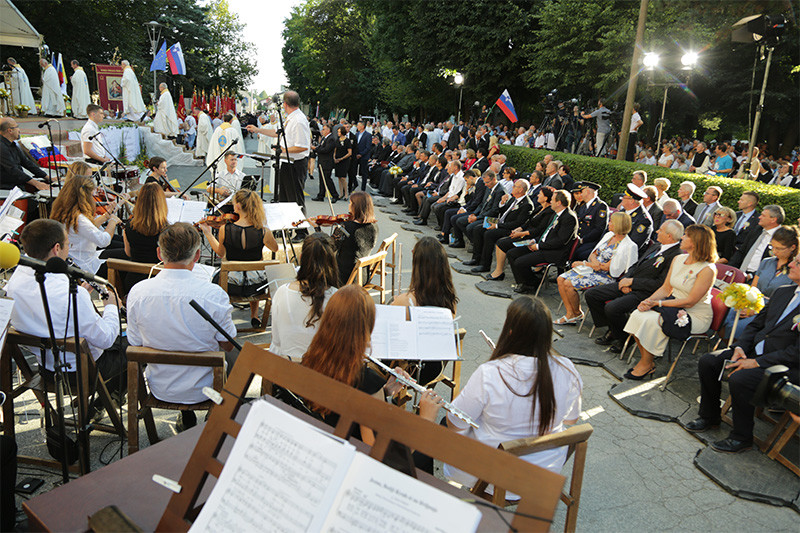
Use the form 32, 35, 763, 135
94, 64, 124, 114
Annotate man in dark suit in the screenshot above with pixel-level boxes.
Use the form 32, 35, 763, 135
465, 178, 535, 272
311, 124, 338, 202
729, 204, 784, 274
354, 121, 373, 191
572, 181, 609, 260
346, 123, 359, 193
733, 191, 760, 251
439, 169, 483, 244
402, 154, 440, 214
586, 220, 684, 352
676, 180, 698, 217
557, 164, 575, 192
451, 170, 503, 248
379, 145, 415, 196
642, 185, 664, 229
391, 150, 427, 205
446, 121, 460, 151
620, 183, 653, 253
660, 199, 695, 229
477, 126, 490, 154
473, 147, 490, 174
508, 190, 579, 293
686, 259, 799, 453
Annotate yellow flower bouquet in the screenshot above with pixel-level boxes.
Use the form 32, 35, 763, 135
717, 283, 765, 345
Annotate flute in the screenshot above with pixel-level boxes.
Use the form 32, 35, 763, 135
367, 355, 479, 429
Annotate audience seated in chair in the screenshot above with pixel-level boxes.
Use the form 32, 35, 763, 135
660, 199, 695, 230
270, 233, 340, 361
711, 206, 737, 265
729, 204, 785, 276
617, 183, 653, 254
450, 170, 504, 249
120, 182, 169, 293
126, 222, 236, 430
571, 181, 609, 261
622, 225, 717, 380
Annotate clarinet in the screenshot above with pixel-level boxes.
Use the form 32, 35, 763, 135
367, 355, 479, 429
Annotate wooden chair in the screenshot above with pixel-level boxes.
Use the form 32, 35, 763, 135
376, 233, 400, 298
0, 328, 125, 472
126, 346, 225, 455
471, 424, 594, 533
345, 250, 389, 303
761, 411, 800, 476
424, 327, 466, 401
106, 258, 158, 299
217, 259, 281, 332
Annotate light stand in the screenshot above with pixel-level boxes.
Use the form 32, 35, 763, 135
144, 21, 164, 105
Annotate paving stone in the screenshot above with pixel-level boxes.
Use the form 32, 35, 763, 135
474, 279, 514, 299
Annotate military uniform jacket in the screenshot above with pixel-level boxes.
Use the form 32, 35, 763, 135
627, 205, 653, 252
576, 197, 608, 245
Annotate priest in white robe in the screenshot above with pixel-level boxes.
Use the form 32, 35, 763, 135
256, 113, 276, 156
6, 58, 37, 114
195, 108, 213, 158
152, 83, 179, 137
69, 60, 91, 119
205, 114, 244, 166
39, 58, 65, 117
121, 60, 146, 121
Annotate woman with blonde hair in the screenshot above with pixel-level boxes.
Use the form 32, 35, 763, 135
199, 189, 279, 327
49, 175, 122, 276
711, 206, 736, 264
64, 160, 92, 182
120, 182, 168, 291
623, 224, 717, 379
653, 177, 671, 208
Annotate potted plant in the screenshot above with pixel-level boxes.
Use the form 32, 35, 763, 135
14, 104, 30, 118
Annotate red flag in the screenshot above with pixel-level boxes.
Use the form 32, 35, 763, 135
201, 90, 207, 114
191, 87, 198, 111
176, 86, 186, 119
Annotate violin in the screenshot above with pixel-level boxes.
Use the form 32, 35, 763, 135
292, 213, 352, 227
194, 212, 239, 229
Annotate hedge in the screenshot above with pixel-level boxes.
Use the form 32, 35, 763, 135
499, 145, 800, 223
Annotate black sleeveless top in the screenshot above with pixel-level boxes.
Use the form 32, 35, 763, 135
223, 223, 264, 261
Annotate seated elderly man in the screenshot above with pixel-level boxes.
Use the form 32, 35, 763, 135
687, 257, 799, 453
586, 220, 684, 353
660, 199, 696, 229
126, 222, 236, 430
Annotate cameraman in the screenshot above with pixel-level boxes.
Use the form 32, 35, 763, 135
581, 99, 611, 157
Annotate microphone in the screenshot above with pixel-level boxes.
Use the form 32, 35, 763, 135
38, 119, 55, 128
189, 299, 242, 350
45, 256, 111, 286
88, 132, 102, 140
0, 241, 47, 271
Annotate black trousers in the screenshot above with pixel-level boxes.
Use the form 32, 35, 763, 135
697, 349, 799, 442
584, 283, 647, 341
358, 156, 370, 191
433, 201, 460, 227
278, 158, 308, 213
573, 240, 599, 261
417, 195, 440, 222
475, 227, 511, 267
0, 435, 16, 531
40, 340, 128, 397
508, 247, 563, 286
441, 208, 462, 238
316, 162, 337, 199
626, 132, 638, 162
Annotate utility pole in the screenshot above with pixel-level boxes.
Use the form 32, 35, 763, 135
618, 0, 649, 161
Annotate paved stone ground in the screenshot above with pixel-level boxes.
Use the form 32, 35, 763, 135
6, 136, 798, 531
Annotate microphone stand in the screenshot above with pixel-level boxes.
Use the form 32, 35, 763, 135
67, 275, 91, 474
181, 139, 238, 204
41, 120, 57, 203
93, 133, 126, 200
189, 299, 242, 351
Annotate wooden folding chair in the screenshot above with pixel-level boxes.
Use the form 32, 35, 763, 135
106, 258, 158, 300
217, 259, 281, 332
376, 233, 400, 298
761, 411, 800, 476
345, 250, 389, 303
126, 346, 226, 455
471, 424, 594, 533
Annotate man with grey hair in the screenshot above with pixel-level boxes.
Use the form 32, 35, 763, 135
730, 205, 785, 275
126, 222, 235, 430
586, 220, 684, 352
121, 60, 146, 121
676, 180, 698, 216
661, 199, 696, 228
152, 82, 179, 137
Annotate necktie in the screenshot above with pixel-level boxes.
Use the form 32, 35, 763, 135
499, 199, 518, 223
734, 212, 750, 233
696, 204, 709, 224
754, 290, 799, 355
540, 213, 558, 242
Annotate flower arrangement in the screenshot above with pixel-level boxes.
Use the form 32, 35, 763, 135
718, 283, 765, 345
0, 88, 9, 99
389, 165, 403, 176
793, 313, 799, 332
14, 104, 30, 112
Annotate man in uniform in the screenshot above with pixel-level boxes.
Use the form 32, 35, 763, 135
619, 183, 653, 254
572, 181, 608, 260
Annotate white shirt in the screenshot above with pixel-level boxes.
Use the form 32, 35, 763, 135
658, 153, 674, 167
69, 214, 112, 274
630, 112, 642, 132
270, 284, 337, 361
284, 108, 311, 161
744, 226, 778, 274
444, 355, 582, 488
644, 155, 657, 165
215, 167, 245, 193
499, 178, 514, 195
6, 265, 119, 371
514, 135, 527, 147
445, 170, 465, 200
80, 119, 108, 160
655, 193, 670, 208
126, 268, 235, 404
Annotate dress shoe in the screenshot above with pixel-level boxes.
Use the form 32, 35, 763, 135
623, 366, 655, 380
471, 265, 490, 273
449, 240, 465, 248
391, 199, 403, 204
513, 284, 536, 294
461, 259, 479, 266
412, 219, 426, 225
685, 417, 720, 433
311, 196, 324, 201
403, 209, 417, 215
484, 272, 505, 281
594, 330, 615, 346
608, 340, 624, 353
331, 197, 338, 204
710, 437, 752, 454
434, 225, 442, 231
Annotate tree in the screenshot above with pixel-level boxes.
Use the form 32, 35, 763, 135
205, 0, 258, 92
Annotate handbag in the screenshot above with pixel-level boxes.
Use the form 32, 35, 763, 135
655, 297, 692, 341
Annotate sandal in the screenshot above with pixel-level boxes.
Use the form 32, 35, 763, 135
553, 315, 571, 325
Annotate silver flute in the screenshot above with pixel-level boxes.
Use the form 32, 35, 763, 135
367, 356, 479, 429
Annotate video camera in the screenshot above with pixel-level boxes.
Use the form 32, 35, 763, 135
752, 365, 799, 416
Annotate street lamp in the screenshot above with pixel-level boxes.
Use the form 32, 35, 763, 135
453, 72, 464, 123
144, 20, 164, 104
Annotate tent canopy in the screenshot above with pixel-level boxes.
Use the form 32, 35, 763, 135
0, 0, 42, 49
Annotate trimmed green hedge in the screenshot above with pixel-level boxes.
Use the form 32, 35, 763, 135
499, 146, 800, 223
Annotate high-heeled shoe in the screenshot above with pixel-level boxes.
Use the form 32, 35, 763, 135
485, 272, 505, 281
623, 366, 655, 380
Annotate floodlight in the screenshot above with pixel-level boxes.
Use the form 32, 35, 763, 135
643, 52, 660, 69
454, 73, 464, 85
681, 52, 699, 68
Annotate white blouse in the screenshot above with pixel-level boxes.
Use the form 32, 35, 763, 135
445, 354, 582, 489
68, 213, 112, 274
591, 232, 639, 278
270, 283, 337, 360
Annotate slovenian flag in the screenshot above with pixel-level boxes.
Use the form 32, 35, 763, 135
495, 89, 517, 123
53, 53, 67, 95
167, 42, 186, 75
150, 42, 167, 72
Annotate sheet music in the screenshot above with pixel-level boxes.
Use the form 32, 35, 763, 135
0, 187, 25, 221
166, 197, 207, 224
190, 401, 357, 533
321, 454, 481, 533
370, 305, 407, 359
264, 202, 311, 230
0, 216, 23, 239
409, 307, 458, 361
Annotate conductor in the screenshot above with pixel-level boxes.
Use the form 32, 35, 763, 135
246, 91, 310, 215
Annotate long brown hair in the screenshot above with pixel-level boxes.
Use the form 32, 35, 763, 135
302, 285, 375, 415
65, 161, 91, 182
234, 189, 265, 230
349, 191, 376, 223
408, 237, 458, 313
129, 183, 168, 236
490, 296, 557, 435
297, 233, 340, 327
50, 175, 95, 232
685, 224, 718, 263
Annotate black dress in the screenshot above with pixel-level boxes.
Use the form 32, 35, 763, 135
334, 137, 352, 178
220, 223, 266, 296
336, 220, 378, 285
144, 173, 175, 193
713, 228, 736, 263
122, 225, 161, 292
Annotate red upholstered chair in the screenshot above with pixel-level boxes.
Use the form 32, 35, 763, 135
534, 238, 579, 297
715, 264, 746, 285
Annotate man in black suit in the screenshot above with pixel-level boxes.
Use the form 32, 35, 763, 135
311, 124, 338, 202
392, 150, 427, 205
642, 185, 664, 229
587, 220, 684, 352
687, 259, 799, 453
465, 178, 535, 272
446, 121, 460, 151
729, 204, 784, 274
473, 147, 490, 174
451, 170, 503, 248
354, 121, 373, 191
676, 180, 698, 217
402, 154, 440, 214
733, 190, 760, 250
508, 190, 579, 293
620, 183, 653, 253
572, 181, 609, 260
439, 169, 483, 244
660, 199, 696, 229
379, 145, 415, 196
477, 126, 490, 154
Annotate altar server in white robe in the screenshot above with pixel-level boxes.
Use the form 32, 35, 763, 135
152, 83, 179, 137
6, 58, 37, 114
256, 113, 276, 155
205, 112, 244, 166
121, 60, 146, 121
69, 60, 91, 119
195, 107, 213, 158
39, 58, 65, 117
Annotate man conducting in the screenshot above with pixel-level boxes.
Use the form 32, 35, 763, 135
39, 58, 65, 117
152, 82, 179, 138
121, 60, 146, 121
70, 60, 91, 119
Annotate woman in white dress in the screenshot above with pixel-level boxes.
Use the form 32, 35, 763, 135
623, 224, 717, 380
419, 296, 583, 485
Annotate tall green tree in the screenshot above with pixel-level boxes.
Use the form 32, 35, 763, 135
205, 0, 258, 92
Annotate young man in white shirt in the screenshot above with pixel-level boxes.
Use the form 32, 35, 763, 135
81, 104, 111, 164
208, 152, 245, 205
126, 222, 235, 429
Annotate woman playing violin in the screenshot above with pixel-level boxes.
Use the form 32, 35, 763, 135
120, 182, 169, 292
198, 189, 279, 328
144, 157, 181, 197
